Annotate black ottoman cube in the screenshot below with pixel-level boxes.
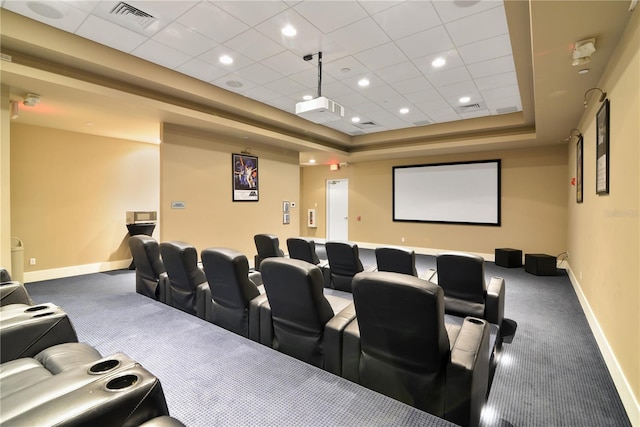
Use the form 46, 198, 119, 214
495, 248, 522, 268
525, 254, 557, 276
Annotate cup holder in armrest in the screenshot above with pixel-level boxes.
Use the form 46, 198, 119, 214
106, 374, 139, 390
467, 318, 484, 325
89, 359, 121, 374
25, 305, 49, 312
31, 312, 54, 318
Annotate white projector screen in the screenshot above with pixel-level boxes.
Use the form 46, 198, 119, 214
393, 160, 501, 226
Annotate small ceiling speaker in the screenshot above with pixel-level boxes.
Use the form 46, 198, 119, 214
23, 93, 41, 107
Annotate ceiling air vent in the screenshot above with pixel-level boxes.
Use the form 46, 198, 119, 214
459, 103, 481, 112
496, 106, 518, 114
413, 120, 432, 126
354, 121, 379, 129
110, 2, 157, 29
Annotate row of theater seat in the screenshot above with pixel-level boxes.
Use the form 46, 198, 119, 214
0, 268, 185, 427
129, 234, 506, 427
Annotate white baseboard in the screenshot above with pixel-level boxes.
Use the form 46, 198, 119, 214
24, 259, 132, 284
566, 264, 639, 426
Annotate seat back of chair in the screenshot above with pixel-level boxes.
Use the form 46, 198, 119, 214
201, 248, 260, 336
436, 252, 486, 318
286, 238, 321, 265
129, 235, 166, 299
325, 242, 364, 292
260, 258, 334, 367
374, 247, 417, 276
159, 242, 206, 314
351, 271, 450, 415
254, 234, 284, 270
1, 268, 12, 283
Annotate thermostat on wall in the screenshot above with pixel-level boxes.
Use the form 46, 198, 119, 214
171, 201, 186, 209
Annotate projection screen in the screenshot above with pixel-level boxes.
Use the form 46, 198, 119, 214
393, 159, 501, 226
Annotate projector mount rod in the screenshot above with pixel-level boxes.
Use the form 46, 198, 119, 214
303, 52, 323, 98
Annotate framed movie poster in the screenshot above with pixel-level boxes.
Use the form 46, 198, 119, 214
596, 99, 610, 195
232, 154, 259, 201
576, 136, 583, 203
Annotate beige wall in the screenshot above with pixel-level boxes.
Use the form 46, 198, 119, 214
568, 8, 639, 413
301, 145, 568, 257
160, 124, 300, 261
10, 124, 160, 275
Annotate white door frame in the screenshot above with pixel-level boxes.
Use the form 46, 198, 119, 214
326, 179, 348, 241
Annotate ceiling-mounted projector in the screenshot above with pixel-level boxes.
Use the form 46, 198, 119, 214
295, 96, 344, 124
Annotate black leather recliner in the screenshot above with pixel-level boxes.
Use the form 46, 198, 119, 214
325, 241, 375, 292
258, 258, 355, 374
200, 247, 265, 338
342, 271, 490, 427
158, 241, 208, 317
253, 234, 285, 271
0, 343, 171, 426
286, 237, 331, 287
374, 246, 418, 276
129, 235, 169, 302
432, 252, 505, 328
1, 267, 11, 282
0, 268, 33, 306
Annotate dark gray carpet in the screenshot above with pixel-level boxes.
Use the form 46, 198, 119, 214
25, 247, 631, 427
25, 270, 454, 427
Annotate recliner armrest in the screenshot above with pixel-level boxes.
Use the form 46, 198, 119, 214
421, 269, 438, 282
157, 273, 170, 304
248, 293, 269, 342
445, 317, 490, 427
323, 303, 356, 375
341, 318, 361, 383
485, 276, 505, 327
248, 271, 263, 287
1, 282, 34, 306
195, 282, 209, 320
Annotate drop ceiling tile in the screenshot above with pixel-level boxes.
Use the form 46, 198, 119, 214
459, 110, 491, 120
235, 63, 284, 85
357, 1, 397, 15
437, 80, 480, 100
428, 109, 461, 124
427, 66, 472, 88
391, 77, 436, 97
176, 2, 248, 43
467, 55, 515, 79
445, 5, 508, 47
327, 18, 391, 54
457, 34, 513, 64
332, 92, 371, 108
294, 1, 368, 33
379, 95, 413, 113
131, 39, 191, 70
323, 56, 369, 80
261, 51, 316, 76
405, 88, 445, 106
414, 49, 465, 76
3, 1, 88, 32
361, 84, 402, 104
431, 0, 502, 23
415, 99, 455, 116
255, 9, 324, 54
62, 1, 99, 14
198, 46, 254, 72
225, 29, 286, 62
322, 81, 357, 98
398, 109, 432, 125
372, 1, 441, 39
263, 77, 307, 97
214, 1, 289, 27
355, 42, 409, 71
76, 15, 147, 53
152, 22, 215, 56
396, 26, 454, 59
375, 61, 422, 84
176, 58, 228, 83
288, 68, 336, 88
265, 95, 298, 113
475, 72, 518, 91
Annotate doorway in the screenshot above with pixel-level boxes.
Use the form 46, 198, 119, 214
326, 179, 348, 241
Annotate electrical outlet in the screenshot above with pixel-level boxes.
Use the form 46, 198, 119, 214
29, 258, 36, 265
401, 237, 405, 242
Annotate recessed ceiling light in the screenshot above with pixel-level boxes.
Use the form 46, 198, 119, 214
459, 96, 471, 103
281, 24, 296, 37
226, 80, 243, 88
27, 2, 63, 19
303, 95, 313, 101
219, 55, 233, 65
352, 117, 360, 123
358, 78, 370, 87
578, 68, 590, 74
399, 108, 409, 114
309, 159, 316, 164
431, 57, 446, 68
341, 67, 351, 73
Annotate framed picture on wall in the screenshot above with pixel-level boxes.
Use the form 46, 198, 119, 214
232, 154, 259, 201
576, 136, 583, 203
596, 99, 610, 195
